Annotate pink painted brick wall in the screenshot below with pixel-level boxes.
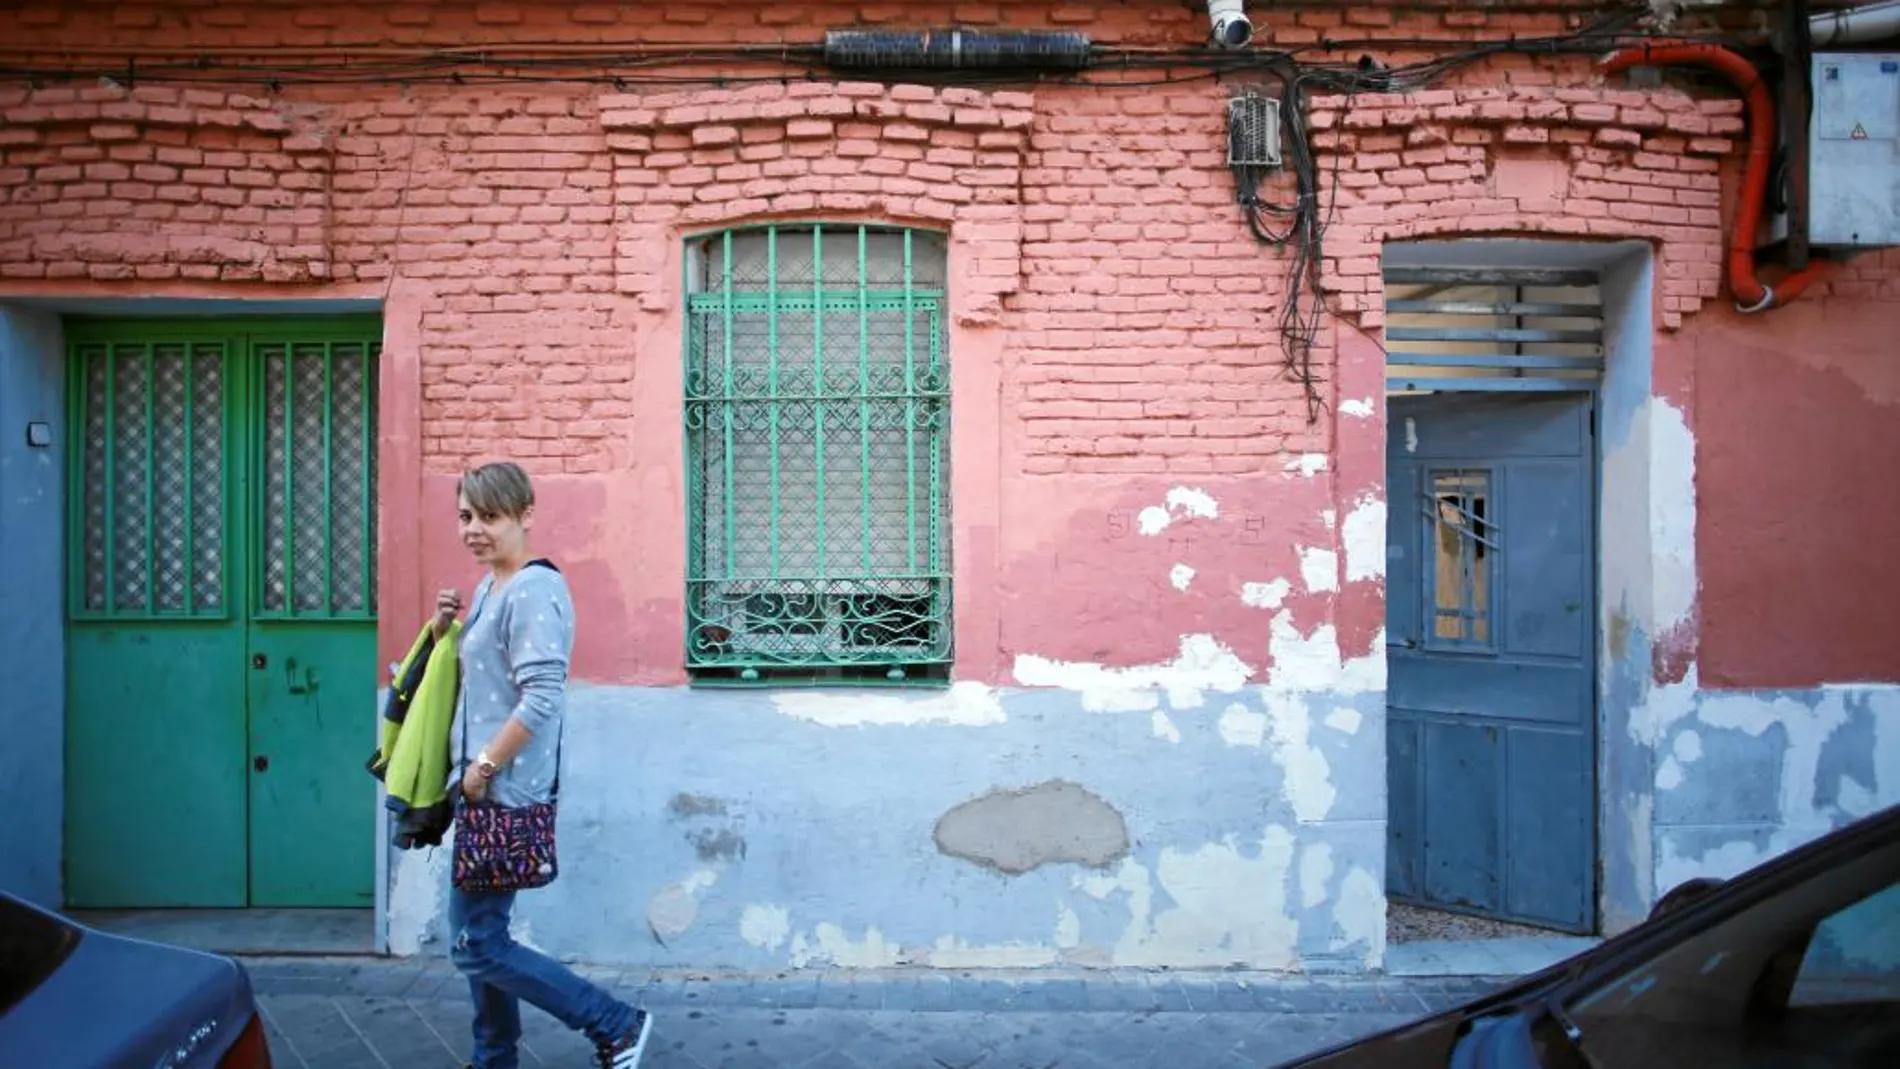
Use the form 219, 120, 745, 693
3, 0, 1898, 687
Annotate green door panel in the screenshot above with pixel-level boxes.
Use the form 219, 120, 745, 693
65, 625, 249, 907
244, 336, 381, 907
246, 622, 378, 906
62, 319, 381, 909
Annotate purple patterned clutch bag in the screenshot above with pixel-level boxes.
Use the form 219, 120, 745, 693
452, 799, 559, 892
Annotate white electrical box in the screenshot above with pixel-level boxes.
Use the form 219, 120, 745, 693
1808, 52, 1900, 247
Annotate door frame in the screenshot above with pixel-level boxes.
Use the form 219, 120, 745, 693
1378, 238, 1665, 937
59, 312, 384, 909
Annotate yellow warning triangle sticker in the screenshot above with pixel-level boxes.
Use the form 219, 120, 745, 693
1852, 123, 1869, 140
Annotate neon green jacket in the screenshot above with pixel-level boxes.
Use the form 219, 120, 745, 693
366, 621, 460, 849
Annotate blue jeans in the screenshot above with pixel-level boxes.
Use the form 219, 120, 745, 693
448, 884, 638, 1069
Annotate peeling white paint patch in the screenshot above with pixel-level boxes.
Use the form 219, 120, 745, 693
1265, 692, 1336, 823
1325, 706, 1363, 736
1285, 454, 1329, 478
1341, 494, 1387, 584
1138, 486, 1219, 536
647, 868, 719, 942
789, 923, 903, 968
1651, 399, 1698, 633
1629, 668, 1700, 748
1696, 690, 1789, 738
1241, 579, 1291, 610
1404, 417, 1419, 453
387, 847, 448, 955
928, 936, 1061, 968
1056, 903, 1082, 949
1656, 755, 1685, 792
1266, 611, 1384, 695
1299, 842, 1335, 909
1299, 547, 1339, 594
1340, 397, 1375, 419
1080, 830, 1301, 968
1657, 726, 1704, 792
1151, 709, 1183, 744
740, 905, 791, 951
1169, 564, 1196, 592
1673, 729, 1703, 763
1013, 634, 1254, 712
772, 680, 1005, 728
1331, 867, 1387, 966
1218, 703, 1268, 748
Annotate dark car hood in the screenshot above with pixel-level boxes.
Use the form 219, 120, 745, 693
0, 919, 256, 1069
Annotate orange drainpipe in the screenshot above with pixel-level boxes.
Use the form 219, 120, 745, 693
1601, 41, 1829, 312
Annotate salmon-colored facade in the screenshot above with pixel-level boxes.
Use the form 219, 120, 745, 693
3, 1, 1896, 971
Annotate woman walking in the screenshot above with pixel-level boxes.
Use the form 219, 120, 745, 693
434, 461, 653, 1069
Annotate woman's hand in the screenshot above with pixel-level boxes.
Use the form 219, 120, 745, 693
461, 764, 489, 802
432, 588, 462, 640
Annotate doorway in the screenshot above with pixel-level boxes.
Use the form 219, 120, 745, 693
1382, 263, 1603, 943
62, 316, 381, 909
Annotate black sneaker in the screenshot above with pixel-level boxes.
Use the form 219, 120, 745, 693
596, 1009, 653, 1069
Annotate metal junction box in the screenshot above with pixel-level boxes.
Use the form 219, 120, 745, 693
1808, 52, 1900, 247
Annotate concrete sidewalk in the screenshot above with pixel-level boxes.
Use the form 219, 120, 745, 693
248, 956, 1510, 1069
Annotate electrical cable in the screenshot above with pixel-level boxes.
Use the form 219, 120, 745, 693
0, 3, 1745, 418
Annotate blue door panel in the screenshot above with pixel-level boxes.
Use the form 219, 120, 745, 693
1386, 391, 1598, 933
1502, 460, 1591, 658
1423, 719, 1501, 911
1392, 392, 1589, 458
1505, 728, 1593, 928
1388, 659, 1590, 723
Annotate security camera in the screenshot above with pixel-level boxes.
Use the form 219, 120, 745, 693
1206, 0, 1252, 49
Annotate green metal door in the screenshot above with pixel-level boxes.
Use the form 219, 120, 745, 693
244, 337, 379, 907
63, 319, 380, 909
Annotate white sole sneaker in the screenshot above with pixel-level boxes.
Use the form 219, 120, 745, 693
603, 1010, 652, 1068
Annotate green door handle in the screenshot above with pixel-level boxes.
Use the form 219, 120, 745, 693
285, 657, 320, 695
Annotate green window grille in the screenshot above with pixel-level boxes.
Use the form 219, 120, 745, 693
67, 323, 379, 623
72, 338, 230, 618
685, 223, 952, 685
255, 339, 379, 619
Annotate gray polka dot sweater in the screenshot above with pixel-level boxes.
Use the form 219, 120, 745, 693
452, 562, 574, 808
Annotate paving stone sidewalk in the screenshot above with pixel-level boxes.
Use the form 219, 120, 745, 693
247, 956, 1510, 1069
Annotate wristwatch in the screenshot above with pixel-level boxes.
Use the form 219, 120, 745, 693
475, 751, 500, 779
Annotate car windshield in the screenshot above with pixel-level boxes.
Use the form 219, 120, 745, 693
1552, 835, 1900, 1069
0, 897, 82, 1017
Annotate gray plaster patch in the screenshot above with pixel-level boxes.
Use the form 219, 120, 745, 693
669, 793, 729, 818
690, 828, 747, 863
933, 780, 1130, 875
646, 883, 701, 944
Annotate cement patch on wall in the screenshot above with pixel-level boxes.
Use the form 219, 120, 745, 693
385, 681, 1388, 972
934, 780, 1129, 875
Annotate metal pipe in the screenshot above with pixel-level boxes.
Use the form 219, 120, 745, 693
1810, 0, 1900, 46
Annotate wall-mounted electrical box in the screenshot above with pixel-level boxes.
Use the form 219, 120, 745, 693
1803, 52, 1900, 247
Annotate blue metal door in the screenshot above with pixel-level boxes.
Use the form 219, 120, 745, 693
1385, 392, 1597, 932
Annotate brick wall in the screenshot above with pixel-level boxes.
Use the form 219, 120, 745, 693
0, 1, 1780, 482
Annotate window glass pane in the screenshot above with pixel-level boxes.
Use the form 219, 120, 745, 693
1429, 469, 1490, 646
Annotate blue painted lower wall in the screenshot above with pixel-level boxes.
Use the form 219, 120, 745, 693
388, 682, 1392, 972
0, 306, 65, 908
384, 672, 1900, 973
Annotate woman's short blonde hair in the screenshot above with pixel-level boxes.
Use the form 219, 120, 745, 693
458, 461, 535, 519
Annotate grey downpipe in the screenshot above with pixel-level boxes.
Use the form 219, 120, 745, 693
1810, 0, 1900, 46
